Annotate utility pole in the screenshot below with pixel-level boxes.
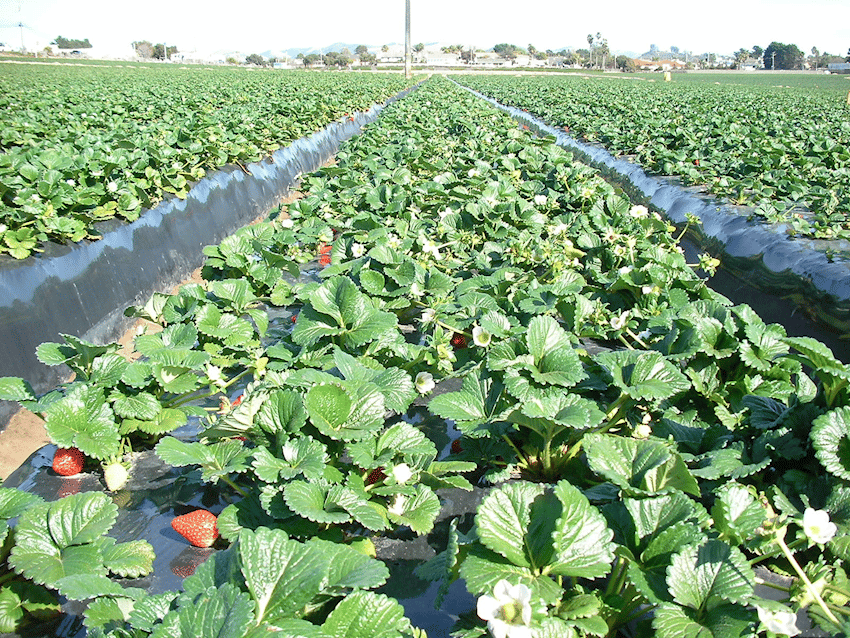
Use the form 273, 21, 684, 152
404, 0, 411, 79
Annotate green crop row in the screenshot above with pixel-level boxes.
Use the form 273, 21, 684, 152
454, 73, 850, 242
3, 74, 850, 637
0, 64, 413, 259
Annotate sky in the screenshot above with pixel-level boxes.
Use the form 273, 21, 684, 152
0, 0, 847, 59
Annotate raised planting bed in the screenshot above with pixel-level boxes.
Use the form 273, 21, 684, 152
0, 71, 419, 427
451, 75, 850, 362
2, 75, 850, 637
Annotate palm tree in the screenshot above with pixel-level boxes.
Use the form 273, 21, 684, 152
587, 34, 593, 67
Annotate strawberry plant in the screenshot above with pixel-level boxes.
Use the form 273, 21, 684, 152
0, 64, 414, 259
5, 72, 850, 637
455, 73, 850, 243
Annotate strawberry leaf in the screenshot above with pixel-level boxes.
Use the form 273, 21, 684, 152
44, 384, 119, 459
584, 433, 700, 497
322, 590, 413, 638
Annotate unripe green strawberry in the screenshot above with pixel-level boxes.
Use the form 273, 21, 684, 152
103, 461, 129, 492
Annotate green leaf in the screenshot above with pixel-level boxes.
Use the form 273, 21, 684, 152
175, 582, 255, 638
652, 602, 754, 638
0, 586, 26, 633
155, 437, 251, 484
256, 389, 307, 436
55, 574, 126, 600
126, 407, 188, 436
47, 492, 118, 547
428, 369, 514, 435
322, 590, 412, 638
293, 276, 398, 349
0, 377, 36, 402
459, 547, 564, 606
387, 484, 440, 535
306, 537, 389, 591
0, 488, 44, 520
284, 481, 351, 525
623, 492, 704, 553
596, 350, 690, 401
305, 383, 351, 432
668, 540, 755, 612
304, 382, 385, 442
127, 592, 180, 632
252, 437, 327, 482
238, 527, 326, 625
101, 539, 156, 578
0, 582, 59, 633
549, 481, 615, 579
811, 406, 850, 481
9, 494, 118, 586
111, 391, 162, 421
584, 434, 699, 497
476, 481, 546, 568
328, 486, 389, 532
710, 483, 766, 545
44, 384, 119, 459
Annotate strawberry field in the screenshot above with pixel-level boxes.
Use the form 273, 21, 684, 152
0, 64, 411, 259
454, 73, 850, 243
2, 73, 850, 638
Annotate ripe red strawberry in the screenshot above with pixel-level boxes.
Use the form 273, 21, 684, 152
231, 393, 243, 408
694, 159, 700, 166
171, 509, 219, 548
291, 314, 298, 323
451, 439, 463, 454
52, 447, 85, 476
450, 333, 467, 350
366, 468, 386, 485
318, 243, 333, 267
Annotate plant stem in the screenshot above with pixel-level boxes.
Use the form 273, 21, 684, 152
219, 475, 248, 498
618, 603, 655, 627
625, 328, 648, 349
164, 369, 252, 409
775, 534, 840, 625
501, 434, 528, 468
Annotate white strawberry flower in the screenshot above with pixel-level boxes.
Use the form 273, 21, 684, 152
610, 311, 629, 331
279, 218, 294, 229
477, 580, 534, 638
803, 508, 837, 544
472, 326, 492, 348
415, 371, 435, 395
421, 237, 441, 259
421, 308, 436, 324
757, 605, 800, 636
533, 194, 547, 206
392, 463, 413, 485
630, 204, 649, 218
351, 242, 365, 258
